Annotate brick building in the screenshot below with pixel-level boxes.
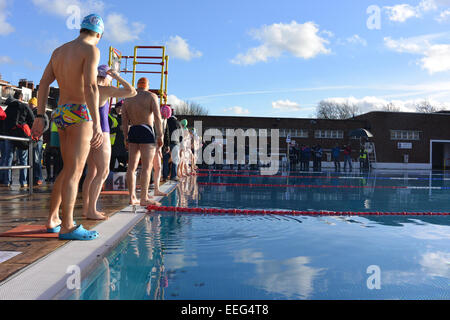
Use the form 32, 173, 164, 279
181, 111, 450, 170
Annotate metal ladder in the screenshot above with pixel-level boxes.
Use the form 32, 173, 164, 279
365, 142, 377, 169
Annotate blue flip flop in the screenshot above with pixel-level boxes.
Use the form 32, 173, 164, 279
47, 221, 77, 233
58, 225, 99, 241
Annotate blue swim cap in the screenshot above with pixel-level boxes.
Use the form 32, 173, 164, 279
81, 14, 104, 35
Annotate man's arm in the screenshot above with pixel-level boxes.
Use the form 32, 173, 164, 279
150, 94, 163, 136
32, 56, 55, 139
83, 46, 103, 149
102, 70, 137, 99
150, 93, 163, 148
37, 57, 55, 116
121, 100, 129, 149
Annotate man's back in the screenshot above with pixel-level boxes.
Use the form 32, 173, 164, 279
124, 91, 157, 126
51, 40, 98, 105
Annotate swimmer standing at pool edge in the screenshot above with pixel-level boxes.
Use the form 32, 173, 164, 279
122, 77, 164, 207
31, 14, 105, 241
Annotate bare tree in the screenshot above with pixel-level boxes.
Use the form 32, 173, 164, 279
316, 100, 360, 119
382, 102, 401, 112
415, 100, 440, 113
175, 100, 209, 116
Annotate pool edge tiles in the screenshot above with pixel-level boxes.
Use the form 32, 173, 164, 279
0, 181, 178, 300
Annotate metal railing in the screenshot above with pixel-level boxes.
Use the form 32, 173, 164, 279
0, 134, 34, 195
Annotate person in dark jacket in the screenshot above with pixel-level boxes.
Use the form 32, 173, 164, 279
332, 144, 341, 171
109, 100, 128, 172
343, 144, 352, 171
303, 145, 311, 171
313, 145, 323, 172
162, 108, 181, 181
0, 91, 35, 187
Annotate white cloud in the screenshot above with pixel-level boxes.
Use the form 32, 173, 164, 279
223, 106, 250, 115
384, 35, 430, 54
384, 33, 450, 73
385, 4, 420, 22
166, 36, 202, 61
0, 56, 13, 64
342, 34, 367, 46
31, 0, 105, 17
32, 1, 145, 43
272, 99, 302, 112
384, 0, 438, 22
420, 44, 450, 73
231, 21, 331, 65
419, 0, 438, 11
167, 94, 186, 109
436, 8, 450, 22
104, 13, 145, 43
0, 0, 14, 35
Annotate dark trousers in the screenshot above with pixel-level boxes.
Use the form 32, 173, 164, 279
333, 156, 341, 170
163, 144, 178, 179
110, 152, 128, 172
303, 158, 310, 171
33, 140, 44, 182
313, 158, 322, 171
44, 147, 62, 182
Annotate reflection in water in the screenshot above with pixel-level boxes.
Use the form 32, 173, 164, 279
193, 172, 450, 227
381, 250, 450, 288
420, 252, 450, 279
72, 172, 450, 300
233, 249, 324, 299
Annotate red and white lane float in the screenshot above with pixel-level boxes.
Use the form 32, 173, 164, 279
147, 205, 450, 216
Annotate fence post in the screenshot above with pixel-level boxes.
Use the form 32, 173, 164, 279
28, 139, 33, 196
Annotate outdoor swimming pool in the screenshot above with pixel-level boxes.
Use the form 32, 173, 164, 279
68, 170, 450, 300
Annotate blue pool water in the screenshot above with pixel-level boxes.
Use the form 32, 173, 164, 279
70, 171, 450, 300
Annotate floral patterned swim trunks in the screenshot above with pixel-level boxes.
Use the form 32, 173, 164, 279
52, 104, 92, 130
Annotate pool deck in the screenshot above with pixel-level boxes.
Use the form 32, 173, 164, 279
0, 180, 177, 294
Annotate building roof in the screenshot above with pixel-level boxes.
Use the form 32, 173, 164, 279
352, 110, 450, 118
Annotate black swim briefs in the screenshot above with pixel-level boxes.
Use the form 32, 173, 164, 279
128, 124, 156, 144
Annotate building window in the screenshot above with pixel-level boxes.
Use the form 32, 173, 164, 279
280, 129, 309, 138
292, 129, 309, 138
390, 130, 421, 141
315, 130, 344, 139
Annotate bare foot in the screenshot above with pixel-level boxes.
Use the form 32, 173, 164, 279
46, 217, 62, 229
129, 199, 140, 205
154, 190, 168, 197
85, 211, 109, 220
140, 199, 162, 206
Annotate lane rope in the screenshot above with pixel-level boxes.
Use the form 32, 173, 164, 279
197, 173, 450, 182
147, 205, 450, 216
198, 182, 406, 189
197, 182, 449, 190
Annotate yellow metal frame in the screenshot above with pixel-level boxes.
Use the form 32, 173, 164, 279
131, 46, 168, 106
108, 45, 169, 106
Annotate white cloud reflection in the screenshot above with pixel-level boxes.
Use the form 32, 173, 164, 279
420, 251, 450, 279
233, 249, 325, 299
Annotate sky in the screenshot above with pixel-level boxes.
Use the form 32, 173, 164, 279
2, 0, 450, 117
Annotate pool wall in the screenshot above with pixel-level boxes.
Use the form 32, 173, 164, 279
0, 182, 177, 300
